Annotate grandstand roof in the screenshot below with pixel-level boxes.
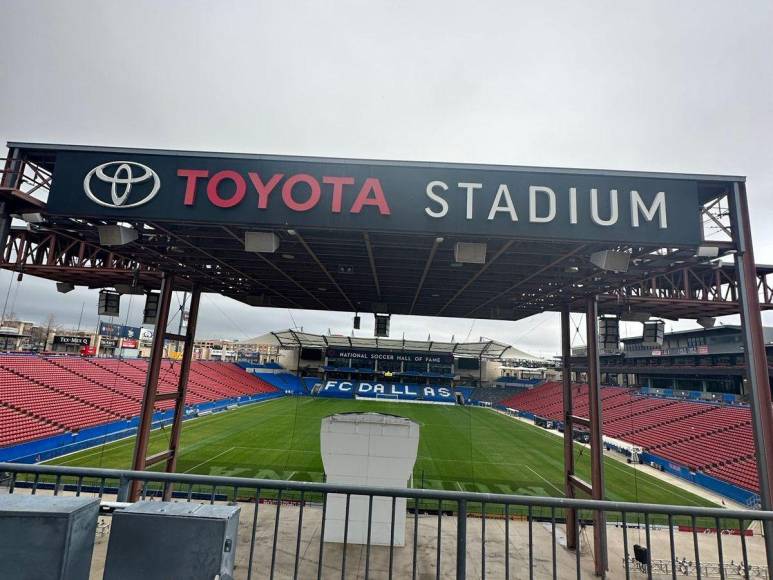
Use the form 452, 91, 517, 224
249, 329, 518, 359
4, 142, 770, 323
498, 346, 546, 362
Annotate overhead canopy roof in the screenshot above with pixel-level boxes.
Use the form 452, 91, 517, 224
250, 329, 518, 359
498, 346, 547, 362
2, 142, 769, 323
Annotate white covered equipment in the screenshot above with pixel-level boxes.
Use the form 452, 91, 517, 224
320, 413, 419, 546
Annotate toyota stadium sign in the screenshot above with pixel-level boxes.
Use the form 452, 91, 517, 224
44, 146, 716, 245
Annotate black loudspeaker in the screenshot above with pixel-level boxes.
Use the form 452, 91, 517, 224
143, 292, 160, 326
642, 320, 665, 346
98, 290, 121, 317
374, 314, 390, 337
353, 315, 361, 330
56, 282, 75, 294
598, 316, 619, 349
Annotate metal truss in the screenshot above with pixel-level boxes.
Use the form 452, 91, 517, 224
4, 227, 771, 318
1, 227, 162, 288
598, 263, 773, 319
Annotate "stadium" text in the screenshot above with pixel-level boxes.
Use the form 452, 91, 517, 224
424, 181, 668, 228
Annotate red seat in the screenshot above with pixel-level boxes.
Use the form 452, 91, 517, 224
0, 355, 280, 448
502, 381, 758, 492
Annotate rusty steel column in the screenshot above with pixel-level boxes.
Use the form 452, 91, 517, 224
730, 181, 773, 569
0, 149, 22, 253
129, 273, 174, 501
0, 201, 9, 261
1, 147, 23, 189
162, 286, 201, 500
561, 304, 577, 549
586, 296, 608, 575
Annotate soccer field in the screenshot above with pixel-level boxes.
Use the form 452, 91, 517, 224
47, 397, 714, 508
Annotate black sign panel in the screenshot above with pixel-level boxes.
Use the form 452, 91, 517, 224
44, 147, 711, 245
326, 347, 453, 365
99, 322, 141, 339
53, 335, 91, 346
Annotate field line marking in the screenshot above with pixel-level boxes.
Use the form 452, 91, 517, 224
602, 457, 705, 506
184, 446, 235, 473
231, 446, 316, 453
485, 407, 714, 507
523, 464, 563, 495
53, 438, 138, 465
47, 397, 286, 465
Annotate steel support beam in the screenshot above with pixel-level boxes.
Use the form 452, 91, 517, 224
0, 149, 22, 253
561, 304, 577, 549
0, 201, 9, 263
129, 272, 174, 501
409, 236, 442, 315
730, 181, 773, 570
294, 230, 356, 311
586, 296, 608, 576
363, 232, 382, 301
162, 285, 201, 500
1, 147, 23, 189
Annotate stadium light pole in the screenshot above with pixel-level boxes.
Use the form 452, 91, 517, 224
729, 181, 773, 570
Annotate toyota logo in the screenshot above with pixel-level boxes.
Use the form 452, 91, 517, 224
84, 161, 160, 208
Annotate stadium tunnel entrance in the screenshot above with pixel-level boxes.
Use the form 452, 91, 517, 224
2, 142, 773, 574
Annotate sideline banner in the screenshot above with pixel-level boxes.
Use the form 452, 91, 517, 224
319, 380, 455, 402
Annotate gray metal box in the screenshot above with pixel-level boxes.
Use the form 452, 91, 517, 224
0, 494, 100, 580
104, 501, 240, 580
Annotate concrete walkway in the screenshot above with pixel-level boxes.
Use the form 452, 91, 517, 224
80, 500, 766, 579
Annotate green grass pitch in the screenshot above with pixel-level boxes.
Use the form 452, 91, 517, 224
45, 397, 715, 510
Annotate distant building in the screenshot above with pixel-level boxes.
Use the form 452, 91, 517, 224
569, 325, 773, 397
192, 337, 279, 362
0, 319, 37, 350
245, 330, 554, 388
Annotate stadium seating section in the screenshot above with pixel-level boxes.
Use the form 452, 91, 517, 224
469, 385, 532, 405
0, 355, 279, 447
500, 381, 759, 493
253, 372, 307, 394
1, 353, 761, 497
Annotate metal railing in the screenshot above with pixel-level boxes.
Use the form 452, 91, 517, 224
1, 462, 771, 579
0, 156, 52, 196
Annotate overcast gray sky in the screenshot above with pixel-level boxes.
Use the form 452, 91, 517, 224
1, 0, 772, 356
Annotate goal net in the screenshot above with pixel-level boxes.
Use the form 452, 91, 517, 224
374, 393, 401, 401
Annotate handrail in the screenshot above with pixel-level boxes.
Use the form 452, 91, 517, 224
2, 461, 771, 521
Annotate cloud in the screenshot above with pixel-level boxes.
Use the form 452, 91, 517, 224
2, 0, 772, 357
